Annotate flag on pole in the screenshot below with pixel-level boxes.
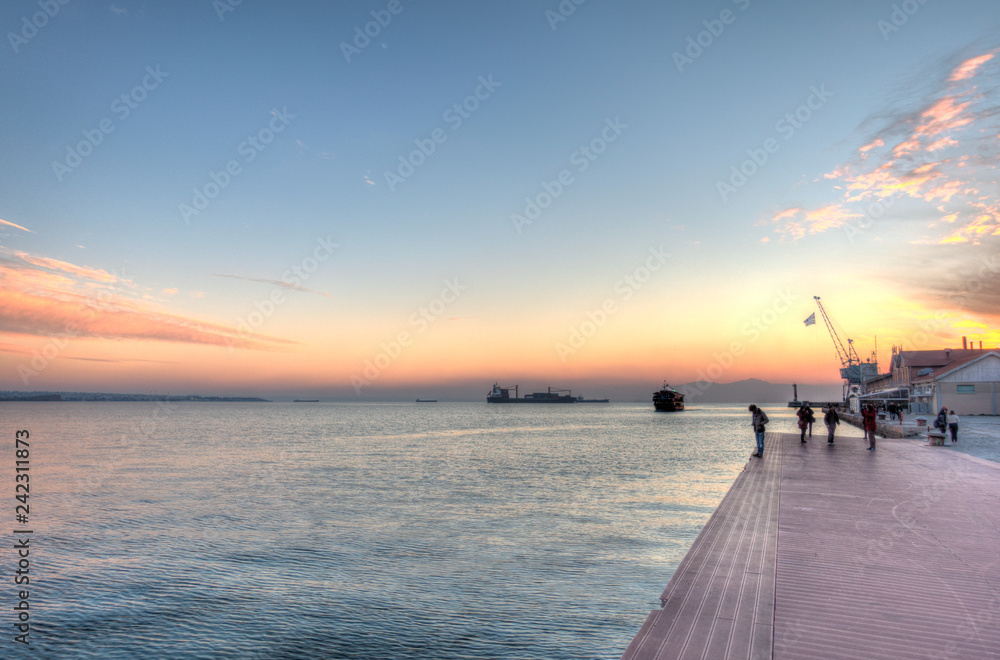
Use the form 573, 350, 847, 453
804, 312, 816, 326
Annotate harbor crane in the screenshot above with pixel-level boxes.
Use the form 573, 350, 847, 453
812, 296, 877, 389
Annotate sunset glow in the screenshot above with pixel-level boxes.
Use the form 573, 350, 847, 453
2, 3, 999, 400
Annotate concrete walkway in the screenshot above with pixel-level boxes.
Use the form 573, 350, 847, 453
621, 430, 1000, 659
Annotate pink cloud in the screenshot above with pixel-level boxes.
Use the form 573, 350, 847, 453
762, 204, 861, 240
949, 52, 995, 82
0, 218, 32, 233
0, 248, 295, 351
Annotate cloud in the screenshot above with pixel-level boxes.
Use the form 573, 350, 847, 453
764, 46, 1000, 244
949, 52, 994, 82
908, 246, 1000, 318
761, 205, 860, 241
0, 218, 32, 233
0, 290, 292, 350
0, 248, 294, 351
213, 273, 332, 297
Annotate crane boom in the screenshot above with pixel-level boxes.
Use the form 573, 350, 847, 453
814, 296, 871, 387
813, 296, 856, 366
813, 296, 853, 367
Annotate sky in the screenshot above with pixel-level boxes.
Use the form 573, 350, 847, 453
1, 0, 999, 401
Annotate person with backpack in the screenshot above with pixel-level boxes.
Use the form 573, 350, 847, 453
935, 407, 948, 433
749, 404, 769, 458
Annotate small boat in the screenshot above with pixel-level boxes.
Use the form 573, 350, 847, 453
415, 399, 438, 403
293, 399, 319, 403
652, 382, 685, 412
575, 395, 610, 403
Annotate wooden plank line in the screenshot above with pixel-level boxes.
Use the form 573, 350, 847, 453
623, 432, 782, 660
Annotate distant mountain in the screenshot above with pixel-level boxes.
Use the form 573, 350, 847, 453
675, 378, 841, 404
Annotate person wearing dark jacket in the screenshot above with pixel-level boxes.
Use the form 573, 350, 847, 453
801, 402, 815, 436
824, 407, 840, 444
935, 407, 948, 433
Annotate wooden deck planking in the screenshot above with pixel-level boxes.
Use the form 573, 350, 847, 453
774, 432, 1000, 660
622, 429, 1000, 660
622, 431, 781, 660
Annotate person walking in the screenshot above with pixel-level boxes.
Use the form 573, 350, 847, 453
824, 406, 840, 445
862, 404, 878, 450
796, 405, 809, 443
749, 404, 769, 458
947, 409, 960, 443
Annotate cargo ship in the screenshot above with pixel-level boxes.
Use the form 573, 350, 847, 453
487, 384, 576, 403
652, 382, 685, 412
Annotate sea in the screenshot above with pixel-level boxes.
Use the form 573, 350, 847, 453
0, 402, 829, 658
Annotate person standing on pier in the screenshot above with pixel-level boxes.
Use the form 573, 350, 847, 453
796, 406, 809, 443
862, 404, 878, 450
749, 404, 769, 457
801, 402, 815, 437
947, 409, 960, 443
824, 406, 840, 445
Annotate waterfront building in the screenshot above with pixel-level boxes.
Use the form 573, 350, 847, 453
860, 341, 999, 414
911, 350, 1000, 415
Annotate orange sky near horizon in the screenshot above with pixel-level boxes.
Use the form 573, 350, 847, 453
3, 28, 1000, 398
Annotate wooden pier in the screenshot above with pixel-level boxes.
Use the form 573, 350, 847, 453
621, 430, 1000, 659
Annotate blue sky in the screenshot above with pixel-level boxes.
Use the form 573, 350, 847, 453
1, 0, 999, 399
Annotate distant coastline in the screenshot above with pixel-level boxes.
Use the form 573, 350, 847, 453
0, 391, 269, 402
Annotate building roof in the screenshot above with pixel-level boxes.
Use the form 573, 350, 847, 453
911, 350, 1000, 383
899, 348, 992, 369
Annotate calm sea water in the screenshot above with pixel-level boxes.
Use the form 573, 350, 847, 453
3, 401, 801, 659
